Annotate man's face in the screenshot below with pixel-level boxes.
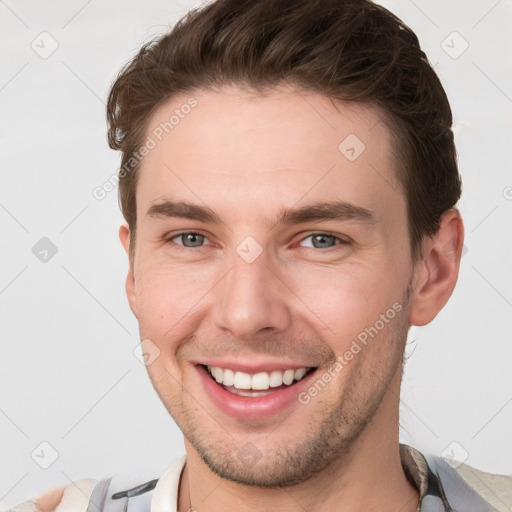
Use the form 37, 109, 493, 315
123, 85, 416, 485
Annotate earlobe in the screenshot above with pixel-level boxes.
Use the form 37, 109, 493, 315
409, 209, 464, 326
119, 223, 139, 319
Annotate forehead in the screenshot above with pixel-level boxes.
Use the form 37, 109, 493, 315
136, 85, 404, 228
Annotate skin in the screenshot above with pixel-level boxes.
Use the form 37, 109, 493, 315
33, 84, 463, 512
37, 488, 64, 512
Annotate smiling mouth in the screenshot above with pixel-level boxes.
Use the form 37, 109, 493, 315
201, 364, 316, 397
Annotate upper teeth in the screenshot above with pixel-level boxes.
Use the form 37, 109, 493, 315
207, 366, 308, 390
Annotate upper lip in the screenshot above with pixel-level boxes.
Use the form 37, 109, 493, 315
195, 360, 316, 373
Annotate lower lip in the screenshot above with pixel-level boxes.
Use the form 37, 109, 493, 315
196, 365, 317, 420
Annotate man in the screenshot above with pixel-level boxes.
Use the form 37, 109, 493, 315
11, 0, 511, 511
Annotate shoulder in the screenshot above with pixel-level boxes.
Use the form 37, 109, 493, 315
401, 444, 511, 512
9, 478, 97, 512
453, 461, 512, 512
7, 458, 185, 512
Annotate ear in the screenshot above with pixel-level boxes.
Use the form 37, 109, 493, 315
119, 223, 139, 319
409, 208, 464, 326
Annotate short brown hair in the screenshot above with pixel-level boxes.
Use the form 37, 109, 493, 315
107, 0, 461, 263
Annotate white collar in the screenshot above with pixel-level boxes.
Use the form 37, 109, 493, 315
151, 455, 187, 512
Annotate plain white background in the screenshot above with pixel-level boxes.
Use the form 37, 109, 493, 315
1, 0, 511, 508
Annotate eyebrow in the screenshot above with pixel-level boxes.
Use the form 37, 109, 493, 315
146, 200, 375, 226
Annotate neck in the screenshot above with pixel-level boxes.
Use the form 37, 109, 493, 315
178, 370, 419, 512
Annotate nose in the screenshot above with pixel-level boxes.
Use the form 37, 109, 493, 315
211, 249, 292, 341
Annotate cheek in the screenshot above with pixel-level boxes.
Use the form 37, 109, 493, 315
137, 260, 215, 312
286, 261, 403, 345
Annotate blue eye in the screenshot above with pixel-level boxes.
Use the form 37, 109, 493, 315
170, 232, 207, 248
299, 233, 344, 249
165, 232, 347, 251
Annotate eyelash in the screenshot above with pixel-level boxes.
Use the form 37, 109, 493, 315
164, 231, 349, 251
